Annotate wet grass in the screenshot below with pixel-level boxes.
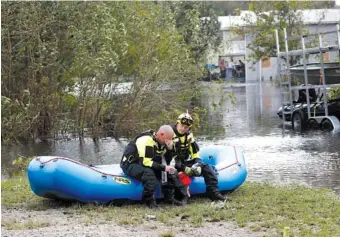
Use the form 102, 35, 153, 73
2, 176, 340, 236
1, 176, 42, 208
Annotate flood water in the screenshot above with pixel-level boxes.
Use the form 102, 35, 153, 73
1, 82, 340, 195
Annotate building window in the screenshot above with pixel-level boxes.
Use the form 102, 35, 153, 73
261, 56, 271, 68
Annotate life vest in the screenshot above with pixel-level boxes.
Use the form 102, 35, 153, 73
172, 125, 192, 161
121, 130, 167, 166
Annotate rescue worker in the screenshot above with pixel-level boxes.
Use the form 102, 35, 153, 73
120, 125, 183, 209
172, 112, 232, 202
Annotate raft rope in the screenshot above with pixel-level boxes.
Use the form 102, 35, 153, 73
35, 157, 122, 178
215, 146, 241, 172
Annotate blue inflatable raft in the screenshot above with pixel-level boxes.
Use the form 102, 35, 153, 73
27, 145, 247, 203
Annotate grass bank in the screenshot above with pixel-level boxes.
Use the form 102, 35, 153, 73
2, 175, 340, 237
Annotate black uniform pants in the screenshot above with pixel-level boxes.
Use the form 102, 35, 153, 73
200, 164, 219, 193
121, 162, 186, 201
185, 161, 219, 193
121, 163, 157, 202
163, 172, 188, 200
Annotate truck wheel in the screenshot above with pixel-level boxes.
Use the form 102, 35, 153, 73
292, 110, 307, 132
320, 118, 334, 131
307, 118, 319, 129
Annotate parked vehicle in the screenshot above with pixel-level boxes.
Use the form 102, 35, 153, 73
290, 62, 340, 85
202, 64, 221, 81
277, 87, 340, 132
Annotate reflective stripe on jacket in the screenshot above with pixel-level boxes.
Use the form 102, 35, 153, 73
122, 130, 166, 171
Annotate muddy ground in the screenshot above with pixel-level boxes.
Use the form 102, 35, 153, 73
1, 207, 268, 237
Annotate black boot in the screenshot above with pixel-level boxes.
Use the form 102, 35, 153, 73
145, 198, 160, 209
173, 177, 190, 205
163, 188, 185, 206
180, 195, 189, 205
207, 190, 232, 202
167, 198, 185, 206
178, 186, 190, 205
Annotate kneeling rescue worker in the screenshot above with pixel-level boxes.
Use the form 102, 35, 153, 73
120, 125, 184, 209
172, 112, 232, 202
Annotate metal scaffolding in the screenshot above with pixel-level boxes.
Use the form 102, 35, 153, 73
275, 24, 340, 132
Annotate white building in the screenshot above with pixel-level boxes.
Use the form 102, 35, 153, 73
207, 9, 340, 82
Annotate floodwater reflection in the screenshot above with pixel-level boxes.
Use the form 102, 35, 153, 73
200, 82, 340, 195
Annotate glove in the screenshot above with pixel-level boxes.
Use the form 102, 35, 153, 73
191, 166, 202, 176
184, 166, 202, 176
184, 167, 193, 176
191, 163, 202, 176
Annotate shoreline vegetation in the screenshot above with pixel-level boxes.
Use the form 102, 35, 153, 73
2, 174, 340, 237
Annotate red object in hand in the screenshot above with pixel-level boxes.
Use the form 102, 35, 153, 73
178, 172, 191, 185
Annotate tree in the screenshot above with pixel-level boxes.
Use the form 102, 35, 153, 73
1, 2, 78, 142
101, 2, 205, 136
234, 0, 314, 63
208, 1, 336, 16
163, 1, 222, 62
2, 1, 223, 142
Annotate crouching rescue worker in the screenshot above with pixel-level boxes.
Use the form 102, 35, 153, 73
172, 112, 232, 202
120, 125, 184, 209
